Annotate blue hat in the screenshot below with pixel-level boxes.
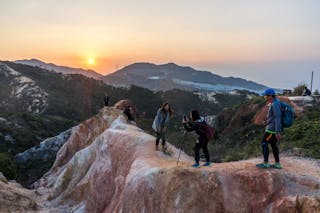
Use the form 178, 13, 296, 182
262, 88, 276, 96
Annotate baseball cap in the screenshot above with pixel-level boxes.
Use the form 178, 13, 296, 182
262, 88, 276, 96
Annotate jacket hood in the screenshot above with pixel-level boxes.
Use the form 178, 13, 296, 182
195, 117, 205, 123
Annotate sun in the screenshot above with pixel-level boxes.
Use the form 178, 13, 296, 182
87, 58, 95, 65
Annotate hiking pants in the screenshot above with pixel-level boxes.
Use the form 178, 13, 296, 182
261, 132, 279, 163
194, 137, 210, 163
156, 129, 166, 146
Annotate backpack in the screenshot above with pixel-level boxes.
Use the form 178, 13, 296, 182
199, 122, 216, 141
279, 101, 294, 128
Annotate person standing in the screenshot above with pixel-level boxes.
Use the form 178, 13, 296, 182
183, 110, 211, 168
302, 86, 311, 96
256, 88, 282, 169
152, 103, 173, 151
104, 94, 110, 106
124, 106, 135, 122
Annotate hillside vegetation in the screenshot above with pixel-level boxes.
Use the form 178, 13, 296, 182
210, 97, 320, 162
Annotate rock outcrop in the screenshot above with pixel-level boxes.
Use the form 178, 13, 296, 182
1, 107, 319, 212
0, 172, 39, 212
15, 129, 72, 165
14, 129, 72, 186
31, 107, 319, 213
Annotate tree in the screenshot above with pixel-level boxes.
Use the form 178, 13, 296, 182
292, 84, 306, 96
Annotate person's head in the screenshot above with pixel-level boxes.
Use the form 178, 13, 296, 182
262, 88, 276, 101
190, 110, 200, 121
161, 102, 173, 116
162, 102, 170, 111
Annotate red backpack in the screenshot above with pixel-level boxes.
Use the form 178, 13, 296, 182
199, 122, 216, 141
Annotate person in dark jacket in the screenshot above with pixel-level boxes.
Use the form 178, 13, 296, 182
256, 88, 282, 169
183, 110, 211, 168
152, 102, 173, 151
104, 94, 110, 106
124, 106, 134, 122
302, 86, 311, 96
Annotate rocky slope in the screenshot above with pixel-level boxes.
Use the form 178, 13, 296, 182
14, 129, 72, 186
0, 62, 48, 113
17, 107, 317, 212
0, 172, 39, 212
1, 107, 319, 212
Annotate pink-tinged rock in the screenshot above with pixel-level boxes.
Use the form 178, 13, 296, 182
32, 107, 320, 213
273, 196, 320, 213
50, 107, 119, 170
0, 173, 39, 212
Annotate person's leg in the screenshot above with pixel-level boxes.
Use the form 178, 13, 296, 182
257, 132, 271, 168
262, 132, 273, 163
262, 141, 269, 163
161, 131, 166, 147
201, 139, 210, 162
193, 142, 201, 164
200, 139, 211, 166
156, 132, 161, 148
270, 136, 280, 163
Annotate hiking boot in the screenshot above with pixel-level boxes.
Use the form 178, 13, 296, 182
155, 145, 159, 151
256, 162, 270, 169
162, 144, 167, 151
191, 163, 201, 168
271, 163, 282, 169
202, 162, 211, 167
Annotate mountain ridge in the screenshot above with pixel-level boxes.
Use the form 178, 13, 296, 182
103, 62, 268, 92
14, 59, 103, 80
12, 58, 269, 93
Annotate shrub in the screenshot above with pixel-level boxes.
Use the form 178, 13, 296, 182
0, 153, 17, 180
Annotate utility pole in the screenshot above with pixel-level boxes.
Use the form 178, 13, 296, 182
310, 71, 314, 93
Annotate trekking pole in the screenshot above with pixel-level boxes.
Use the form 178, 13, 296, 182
177, 131, 186, 166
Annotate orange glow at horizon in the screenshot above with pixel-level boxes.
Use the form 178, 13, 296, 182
87, 57, 95, 65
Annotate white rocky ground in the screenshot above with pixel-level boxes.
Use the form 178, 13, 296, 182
15, 129, 72, 164
0, 62, 48, 113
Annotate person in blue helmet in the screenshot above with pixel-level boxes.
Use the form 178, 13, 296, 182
256, 88, 283, 169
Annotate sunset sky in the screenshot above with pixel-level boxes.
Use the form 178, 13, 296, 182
1, 0, 320, 90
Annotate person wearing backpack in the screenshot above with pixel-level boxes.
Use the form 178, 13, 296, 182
152, 102, 173, 151
183, 110, 211, 168
256, 88, 283, 169
302, 86, 311, 96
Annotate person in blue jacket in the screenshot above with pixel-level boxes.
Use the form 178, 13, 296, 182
256, 88, 283, 169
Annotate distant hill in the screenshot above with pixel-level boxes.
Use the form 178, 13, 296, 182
103, 62, 268, 93
15, 59, 103, 80
14, 60, 269, 93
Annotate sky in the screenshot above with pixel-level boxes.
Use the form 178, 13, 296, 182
1, 0, 320, 90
